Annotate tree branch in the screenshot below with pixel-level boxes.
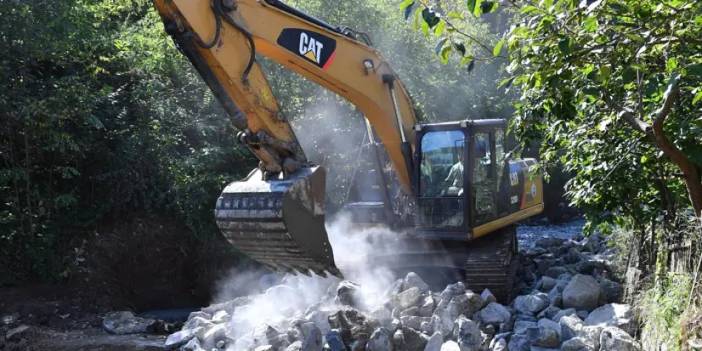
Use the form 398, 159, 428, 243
618, 108, 651, 134
650, 76, 702, 217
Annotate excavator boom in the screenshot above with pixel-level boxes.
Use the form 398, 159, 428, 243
154, 0, 418, 276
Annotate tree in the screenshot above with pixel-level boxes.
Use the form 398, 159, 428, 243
406, 0, 702, 227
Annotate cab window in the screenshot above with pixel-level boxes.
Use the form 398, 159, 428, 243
420, 130, 465, 197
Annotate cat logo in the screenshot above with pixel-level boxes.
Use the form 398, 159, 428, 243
298, 32, 323, 64
277, 28, 337, 70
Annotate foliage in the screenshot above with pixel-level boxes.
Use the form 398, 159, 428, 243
638, 272, 694, 350
0, 0, 252, 283
409, 0, 702, 229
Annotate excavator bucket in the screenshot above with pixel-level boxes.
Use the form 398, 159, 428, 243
214, 166, 341, 277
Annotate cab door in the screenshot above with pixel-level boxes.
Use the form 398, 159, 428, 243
416, 129, 467, 231
469, 127, 501, 225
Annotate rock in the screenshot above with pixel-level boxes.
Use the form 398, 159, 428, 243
537, 277, 557, 292
419, 296, 436, 317
5, 325, 33, 341
536, 306, 560, 320
577, 326, 603, 349
489, 336, 507, 351
528, 321, 559, 348
507, 333, 530, 351
1, 313, 20, 326
401, 327, 429, 351
325, 330, 347, 351
337, 281, 363, 308
536, 237, 565, 248
575, 259, 608, 275
563, 247, 584, 264
513, 320, 537, 335
102, 311, 157, 335
562, 275, 601, 311
254, 346, 274, 351
559, 315, 584, 341
184, 316, 214, 331
464, 291, 486, 315
481, 289, 497, 305
285, 341, 303, 351
182, 337, 205, 351
544, 266, 570, 278
440, 340, 461, 351
576, 310, 589, 320
537, 318, 561, 338
394, 287, 423, 310
476, 302, 511, 325
438, 282, 466, 307
307, 310, 332, 335
599, 326, 640, 351
598, 278, 623, 304
165, 327, 201, 350
401, 315, 432, 330
560, 337, 596, 351
452, 317, 481, 351
371, 307, 393, 327
405, 272, 430, 293
402, 307, 421, 317
585, 303, 635, 335
210, 310, 229, 324
298, 322, 323, 351
200, 323, 231, 350
366, 327, 391, 351
553, 308, 577, 322
514, 294, 549, 314
424, 332, 443, 351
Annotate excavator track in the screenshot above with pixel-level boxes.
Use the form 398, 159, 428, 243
463, 225, 518, 302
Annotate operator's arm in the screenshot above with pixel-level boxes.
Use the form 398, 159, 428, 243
153, 0, 417, 190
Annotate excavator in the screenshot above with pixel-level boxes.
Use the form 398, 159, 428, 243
153, 0, 544, 300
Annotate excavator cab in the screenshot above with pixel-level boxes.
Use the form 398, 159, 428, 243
416, 119, 506, 234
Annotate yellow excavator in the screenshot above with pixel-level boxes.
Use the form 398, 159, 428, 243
153, 0, 543, 300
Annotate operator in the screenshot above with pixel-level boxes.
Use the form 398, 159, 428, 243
444, 151, 464, 196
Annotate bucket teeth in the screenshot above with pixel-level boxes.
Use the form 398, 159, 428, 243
215, 166, 342, 278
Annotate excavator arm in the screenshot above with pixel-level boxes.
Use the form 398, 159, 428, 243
154, 0, 417, 187
154, 0, 418, 276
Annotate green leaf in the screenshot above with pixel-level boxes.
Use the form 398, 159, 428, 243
402, 1, 416, 20
466, 0, 477, 14
693, 91, 702, 105
434, 37, 448, 56
434, 20, 446, 36
439, 45, 453, 64
493, 38, 505, 57
473, 0, 485, 16
454, 42, 466, 56
421, 8, 441, 28
479, 1, 498, 15
583, 16, 598, 32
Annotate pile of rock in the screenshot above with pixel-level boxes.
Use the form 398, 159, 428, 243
164, 234, 640, 351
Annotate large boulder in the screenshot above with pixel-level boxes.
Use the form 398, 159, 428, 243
165, 327, 202, 350
419, 296, 436, 317
452, 317, 481, 351
507, 333, 529, 351
424, 332, 443, 351
562, 275, 601, 311
337, 281, 363, 308
559, 315, 584, 341
438, 282, 466, 308
513, 294, 549, 315
440, 341, 460, 351
561, 337, 596, 351
476, 303, 511, 326
393, 287, 423, 310
404, 272, 430, 293
599, 326, 641, 351
325, 330, 347, 351
366, 328, 392, 351
584, 303, 634, 334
